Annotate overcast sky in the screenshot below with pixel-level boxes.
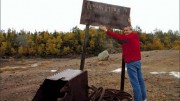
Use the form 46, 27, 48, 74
1, 0, 179, 33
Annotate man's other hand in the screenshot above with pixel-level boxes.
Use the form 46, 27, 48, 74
99, 25, 107, 32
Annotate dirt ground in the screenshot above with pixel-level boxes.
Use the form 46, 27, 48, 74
0, 50, 179, 101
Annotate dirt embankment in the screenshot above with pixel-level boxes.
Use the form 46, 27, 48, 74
0, 50, 179, 101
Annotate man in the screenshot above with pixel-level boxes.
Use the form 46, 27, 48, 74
99, 25, 147, 101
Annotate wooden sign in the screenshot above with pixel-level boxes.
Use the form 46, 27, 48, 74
80, 0, 131, 29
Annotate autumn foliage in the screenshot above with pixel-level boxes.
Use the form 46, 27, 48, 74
0, 26, 179, 58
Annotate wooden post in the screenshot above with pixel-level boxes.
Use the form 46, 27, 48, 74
80, 25, 89, 70
120, 58, 125, 91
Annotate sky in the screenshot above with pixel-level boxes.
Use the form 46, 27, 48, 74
1, 0, 179, 33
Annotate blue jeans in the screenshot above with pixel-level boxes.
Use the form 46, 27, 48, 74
126, 60, 147, 101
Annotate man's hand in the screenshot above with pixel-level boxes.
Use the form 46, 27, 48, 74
128, 18, 131, 25
99, 25, 107, 32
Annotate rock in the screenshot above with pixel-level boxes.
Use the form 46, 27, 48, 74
98, 50, 109, 61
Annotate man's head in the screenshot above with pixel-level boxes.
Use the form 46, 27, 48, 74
123, 26, 133, 34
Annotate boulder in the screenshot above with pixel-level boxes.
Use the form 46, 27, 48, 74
98, 50, 109, 61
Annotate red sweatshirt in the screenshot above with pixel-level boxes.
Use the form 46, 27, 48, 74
106, 30, 141, 63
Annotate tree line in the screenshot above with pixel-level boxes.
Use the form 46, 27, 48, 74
0, 26, 179, 58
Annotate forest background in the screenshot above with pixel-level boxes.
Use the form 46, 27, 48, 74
0, 26, 179, 58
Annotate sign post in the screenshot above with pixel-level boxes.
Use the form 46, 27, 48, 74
80, 0, 131, 91
120, 58, 125, 91
80, 24, 89, 70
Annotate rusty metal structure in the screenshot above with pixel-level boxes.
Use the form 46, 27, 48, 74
32, 68, 132, 101
32, 69, 88, 101
89, 86, 132, 101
